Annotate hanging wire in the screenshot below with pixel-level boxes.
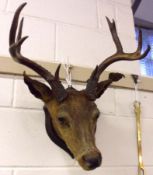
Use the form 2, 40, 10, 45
63, 58, 73, 88
132, 74, 145, 175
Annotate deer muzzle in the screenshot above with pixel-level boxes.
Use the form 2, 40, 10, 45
77, 148, 102, 170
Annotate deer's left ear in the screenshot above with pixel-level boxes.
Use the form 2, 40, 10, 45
23, 72, 52, 102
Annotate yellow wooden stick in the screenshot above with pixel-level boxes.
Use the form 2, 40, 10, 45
134, 101, 144, 175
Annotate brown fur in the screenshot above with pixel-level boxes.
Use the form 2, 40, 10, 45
46, 88, 101, 170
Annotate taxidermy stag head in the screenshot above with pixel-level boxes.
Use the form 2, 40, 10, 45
9, 3, 150, 171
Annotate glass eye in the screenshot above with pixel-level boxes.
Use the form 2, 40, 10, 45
57, 116, 70, 127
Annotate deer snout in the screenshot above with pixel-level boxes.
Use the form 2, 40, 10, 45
79, 151, 102, 170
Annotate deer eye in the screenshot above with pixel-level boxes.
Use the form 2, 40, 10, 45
57, 116, 70, 127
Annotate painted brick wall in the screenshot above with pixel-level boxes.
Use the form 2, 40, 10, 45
0, 0, 152, 175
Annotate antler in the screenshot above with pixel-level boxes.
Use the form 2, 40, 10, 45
85, 17, 150, 100
9, 3, 68, 102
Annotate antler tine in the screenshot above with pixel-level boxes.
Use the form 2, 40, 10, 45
16, 17, 24, 52
54, 64, 61, 81
86, 17, 150, 100
96, 18, 150, 77
137, 29, 142, 53
9, 3, 26, 45
9, 3, 53, 80
9, 3, 68, 102
106, 17, 123, 53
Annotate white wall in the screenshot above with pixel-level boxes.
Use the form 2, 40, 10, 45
0, 0, 152, 175
0, 0, 138, 74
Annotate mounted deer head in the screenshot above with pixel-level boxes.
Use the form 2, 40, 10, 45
9, 3, 150, 171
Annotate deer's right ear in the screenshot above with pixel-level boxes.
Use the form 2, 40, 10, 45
23, 72, 53, 102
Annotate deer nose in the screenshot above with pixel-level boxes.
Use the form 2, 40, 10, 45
82, 152, 102, 169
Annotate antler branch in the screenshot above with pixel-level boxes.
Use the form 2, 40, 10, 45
86, 17, 150, 100
9, 3, 68, 102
